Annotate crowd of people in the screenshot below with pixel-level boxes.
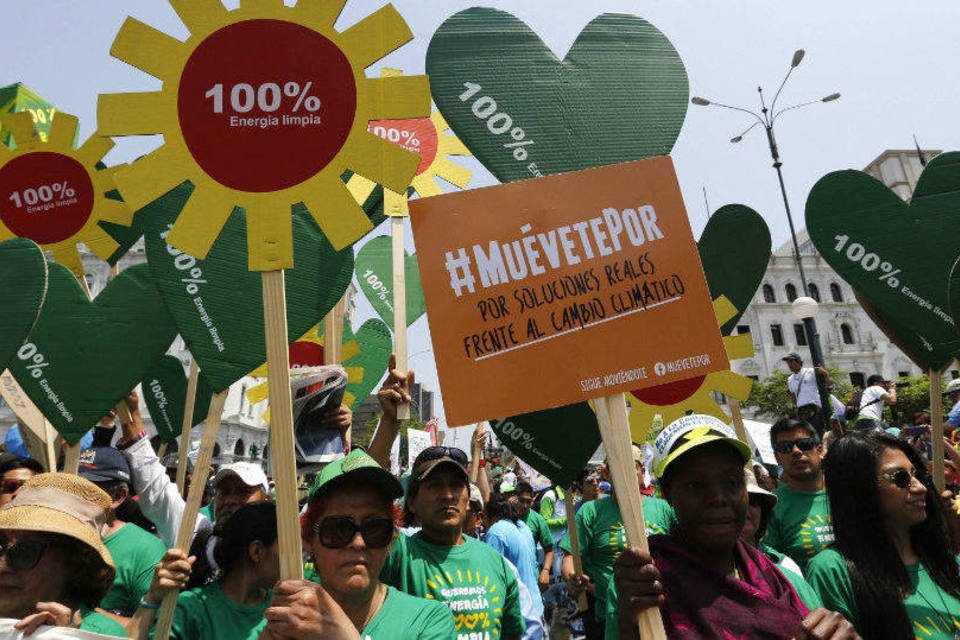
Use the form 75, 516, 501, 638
1, 355, 960, 640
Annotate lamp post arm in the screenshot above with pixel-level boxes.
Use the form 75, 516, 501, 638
700, 100, 766, 125
772, 99, 823, 123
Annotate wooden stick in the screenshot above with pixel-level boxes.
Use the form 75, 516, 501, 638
157, 442, 168, 461
729, 398, 749, 445
392, 216, 410, 420
63, 443, 81, 475
931, 368, 945, 491
595, 394, 667, 640
323, 295, 346, 365
152, 390, 227, 640
42, 420, 58, 472
0, 371, 55, 471
563, 489, 589, 612
262, 270, 304, 581
177, 360, 201, 497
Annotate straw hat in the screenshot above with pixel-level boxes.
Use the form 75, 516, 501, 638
0, 472, 114, 569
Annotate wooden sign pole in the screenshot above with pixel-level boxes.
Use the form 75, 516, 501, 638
392, 216, 410, 420
931, 368, 945, 491
594, 393, 667, 640
152, 389, 227, 640
63, 443, 81, 475
262, 270, 304, 581
729, 398, 749, 445
156, 442, 168, 461
0, 371, 56, 471
176, 360, 200, 497
563, 489, 589, 612
323, 295, 346, 365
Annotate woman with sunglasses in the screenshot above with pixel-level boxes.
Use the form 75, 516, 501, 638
0, 472, 125, 637
806, 431, 960, 639
132, 502, 279, 639
259, 449, 455, 639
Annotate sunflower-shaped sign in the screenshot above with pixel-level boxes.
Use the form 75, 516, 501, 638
0, 112, 131, 275
627, 296, 755, 442
245, 323, 362, 422
98, 1, 431, 270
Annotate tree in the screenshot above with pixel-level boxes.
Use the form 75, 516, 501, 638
742, 367, 852, 422
889, 374, 944, 426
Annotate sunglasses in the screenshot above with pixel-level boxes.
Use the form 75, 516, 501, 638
417, 446, 469, 467
313, 515, 394, 549
0, 479, 26, 495
0, 539, 49, 572
881, 468, 923, 490
773, 437, 820, 455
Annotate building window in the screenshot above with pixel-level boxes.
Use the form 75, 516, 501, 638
736, 325, 751, 335
898, 371, 909, 379
830, 283, 844, 303
952, 370, 959, 380
771, 324, 784, 346
850, 372, 865, 388
785, 283, 798, 302
841, 323, 854, 345
762, 284, 776, 303
748, 375, 760, 381
793, 324, 808, 346
808, 283, 820, 302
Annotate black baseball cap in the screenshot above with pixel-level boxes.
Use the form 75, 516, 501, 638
867, 374, 889, 386
782, 352, 803, 361
78, 447, 132, 485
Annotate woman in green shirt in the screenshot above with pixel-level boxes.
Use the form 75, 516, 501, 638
808, 431, 960, 639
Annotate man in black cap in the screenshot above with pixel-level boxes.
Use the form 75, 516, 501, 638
782, 352, 833, 434
78, 446, 166, 621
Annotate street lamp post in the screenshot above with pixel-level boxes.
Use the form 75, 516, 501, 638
692, 48, 840, 425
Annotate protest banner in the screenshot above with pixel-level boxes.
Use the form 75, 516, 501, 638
355, 235, 426, 332
99, 6, 429, 623
0, 618, 115, 639
411, 157, 728, 423
0, 238, 47, 370
343, 319, 393, 410
806, 152, 960, 488
142, 355, 212, 444
407, 427, 433, 468
0, 112, 131, 275
0, 82, 61, 146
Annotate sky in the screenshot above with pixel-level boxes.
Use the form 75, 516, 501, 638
5, 0, 960, 428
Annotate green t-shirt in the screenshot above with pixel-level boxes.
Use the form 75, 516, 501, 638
362, 586, 457, 639
540, 488, 566, 531
101, 523, 168, 615
166, 582, 270, 640
764, 484, 834, 573
78, 606, 127, 637
758, 543, 822, 610
559, 496, 675, 620
807, 547, 960, 639
199, 501, 214, 522
380, 532, 525, 640
523, 510, 554, 552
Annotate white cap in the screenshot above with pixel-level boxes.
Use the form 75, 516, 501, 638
214, 462, 269, 493
945, 379, 960, 396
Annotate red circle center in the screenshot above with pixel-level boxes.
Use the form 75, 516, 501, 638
631, 376, 707, 406
0, 152, 95, 244
289, 341, 324, 368
178, 19, 357, 193
368, 118, 439, 176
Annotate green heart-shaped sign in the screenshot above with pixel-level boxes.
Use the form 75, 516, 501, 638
142, 355, 213, 443
9, 262, 176, 445
354, 235, 426, 329
806, 152, 960, 370
343, 319, 392, 410
143, 183, 354, 392
0, 238, 47, 370
426, 8, 688, 183
699, 205, 771, 335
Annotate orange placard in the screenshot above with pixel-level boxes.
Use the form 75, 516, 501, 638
410, 157, 729, 425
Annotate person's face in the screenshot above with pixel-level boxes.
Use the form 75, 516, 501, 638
636, 461, 646, 489
741, 497, 763, 544
410, 467, 469, 534
876, 447, 928, 533
464, 503, 484, 537
784, 358, 802, 373
582, 474, 600, 501
0, 469, 35, 507
307, 487, 393, 596
513, 490, 534, 519
0, 530, 65, 618
773, 427, 823, 482
249, 539, 280, 588
215, 475, 265, 522
665, 443, 747, 556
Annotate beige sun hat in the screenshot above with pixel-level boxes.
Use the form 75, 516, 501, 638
0, 472, 114, 569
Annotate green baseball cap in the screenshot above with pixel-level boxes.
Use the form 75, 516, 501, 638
652, 414, 752, 478
307, 449, 403, 502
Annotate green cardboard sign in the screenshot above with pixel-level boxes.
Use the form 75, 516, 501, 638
143, 183, 355, 392
806, 152, 960, 371
0, 238, 47, 371
426, 8, 688, 183
699, 205, 771, 335
354, 235, 426, 329
8, 263, 177, 445
344, 319, 392, 410
142, 354, 213, 443
0, 83, 62, 147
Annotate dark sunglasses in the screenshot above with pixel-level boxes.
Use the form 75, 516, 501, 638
0, 539, 49, 571
0, 479, 26, 495
881, 468, 923, 489
417, 446, 468, 467
313, 515, 394, 549
773, 437, 820, 455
